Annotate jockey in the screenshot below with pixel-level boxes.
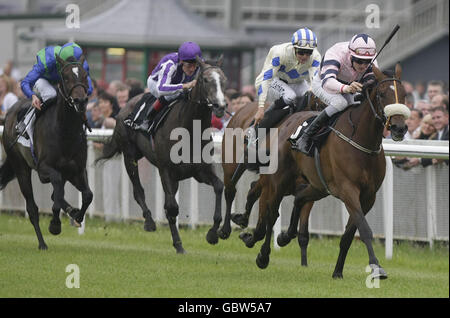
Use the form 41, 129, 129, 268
295, 33, 378, 155
124, 41, 201, 132
17, 42, 93, 135
250, 27, 322, 140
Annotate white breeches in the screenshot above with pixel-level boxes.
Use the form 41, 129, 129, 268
266, 78, 310, 106
34, 78, 57, 102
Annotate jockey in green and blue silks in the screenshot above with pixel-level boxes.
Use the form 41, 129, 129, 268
21, 42, 93, 109
16, 42, 93, 137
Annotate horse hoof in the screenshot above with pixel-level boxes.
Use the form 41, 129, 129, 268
206, 229, 219, 245
218, 227, 231, 240
276, 232, 291, 247
48, 221, 61, 235
256, 253, 269, 269
70, 218, 81, 228
174, 244, 187, 254
369, 264, 388, 280
231, 213, 249, 228
239, 232, 255, 248
144, 219, 156, 232
332, 272, 343, 279
39, 243, 48, 250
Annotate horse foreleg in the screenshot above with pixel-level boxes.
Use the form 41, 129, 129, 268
194, 167, 224, 244
68, 170, 93, 227
15, 168, 47, 250
231, 180, 262, 229
336, 188, 386, 279
48, 187, 67, 235
123, 154, 156, 232
160, 170, 185, 254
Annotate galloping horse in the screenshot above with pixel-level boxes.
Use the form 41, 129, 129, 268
243, 64, 409, 278
95, 57, 227, 254
0, 55, 92, 250
219, 93, 323, 239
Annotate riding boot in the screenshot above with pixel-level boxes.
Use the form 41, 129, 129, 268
124, 93, 154, 129
147, 97, 169, 135
15, 97, 56, 136
294, 110, 330, 155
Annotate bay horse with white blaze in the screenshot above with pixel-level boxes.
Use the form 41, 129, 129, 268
245, 64, 409, 279
0, 55, 92, 250
95, 57, 227, 254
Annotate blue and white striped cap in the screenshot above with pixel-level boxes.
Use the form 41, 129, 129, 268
291, 27, 317, 50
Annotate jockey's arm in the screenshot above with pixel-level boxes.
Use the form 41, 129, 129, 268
255, 45, 283, 109
21, 63, 45, 99
155, 62, 183, 97
82, 59, 93, 96
308, 49, 322, 85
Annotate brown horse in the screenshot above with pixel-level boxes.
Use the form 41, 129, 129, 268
219, 93, 323, 240
245, 64, 409, 279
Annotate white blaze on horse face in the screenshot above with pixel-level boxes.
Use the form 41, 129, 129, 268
211, 71, 226, 106
72, 67, 79, 78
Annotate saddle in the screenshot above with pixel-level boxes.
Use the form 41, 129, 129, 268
288, 111, 342, 155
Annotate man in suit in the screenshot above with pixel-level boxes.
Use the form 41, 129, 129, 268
421, 106, 448, 167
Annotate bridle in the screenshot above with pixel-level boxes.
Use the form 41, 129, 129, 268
329, 77, 404, 155
191, 65, 224, 111
366, 77, 403, 131
57, 61, 88, 113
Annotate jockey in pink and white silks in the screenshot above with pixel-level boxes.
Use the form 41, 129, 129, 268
250, 27, 322, 139
295, 33, 379, 155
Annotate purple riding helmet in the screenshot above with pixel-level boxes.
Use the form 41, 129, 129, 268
178, 41, 202, 62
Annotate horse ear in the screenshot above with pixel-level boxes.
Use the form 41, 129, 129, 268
196, 55, 206, 70
79, 54, 86, 66
216, 54, 224, 67
56, 54, 66, 69
371, 65, 385, 82
395, 62, 402, 80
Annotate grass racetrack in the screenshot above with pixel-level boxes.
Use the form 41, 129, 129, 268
0, 212, 448, 298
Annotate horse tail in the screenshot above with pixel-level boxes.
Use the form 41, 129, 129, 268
0, 157, 16, 190
94, 129, 122, 165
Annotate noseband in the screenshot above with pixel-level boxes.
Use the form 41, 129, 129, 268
366, 77, 403, 130
58, 61, 88, 113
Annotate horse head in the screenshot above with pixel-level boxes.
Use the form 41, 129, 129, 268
372, 63, 410, 141
194, 55, 227, 118
56, 54, 89, 114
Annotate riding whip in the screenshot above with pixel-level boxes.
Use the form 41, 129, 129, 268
358, 24, 400, 83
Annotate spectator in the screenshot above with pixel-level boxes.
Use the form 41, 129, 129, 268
87, 101, 103, 129
98, 92, 119, 129
409, 106, 449, 168
412, 81, 426, 103
116, 84, 130, 108
402, 81, 415, 95
426, 80, 445, 102
415, 99, 432, 116
237, 92, 254, 110
405, 93, 415, 109
404, 108, 423, 139
241, 84, 256, 100
0, 74, 18, 117
430, 93, 448, 109
0, 60, 21, 81
107, 80, 123, 96
412, 113, 436, 140
125, 78, 145, 99
229, 92, 242, 114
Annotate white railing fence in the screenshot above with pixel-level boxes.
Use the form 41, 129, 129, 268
1, 127, 448, 259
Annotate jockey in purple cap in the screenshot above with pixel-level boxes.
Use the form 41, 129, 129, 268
124, 41, 202, 132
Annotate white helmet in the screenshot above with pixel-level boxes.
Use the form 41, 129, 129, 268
348, 34, 376, 59
291, 27, 317, 50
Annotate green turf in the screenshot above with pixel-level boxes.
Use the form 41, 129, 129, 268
0, 212, 448, 298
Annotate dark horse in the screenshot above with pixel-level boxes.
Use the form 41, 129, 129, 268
0, 55, 92, 250
242, 64, 409, 278
219, 94, 323, 239
95, 57, 227, 254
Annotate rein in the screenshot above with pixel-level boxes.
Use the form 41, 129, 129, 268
331, 77, 402, 155
58, 61, 88, 113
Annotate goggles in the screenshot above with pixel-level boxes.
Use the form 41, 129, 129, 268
295, 48, 313, 56
350, 47, 376, 57
293, 39, 317, 49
